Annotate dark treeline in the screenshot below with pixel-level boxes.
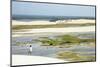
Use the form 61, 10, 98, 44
12, 15, 95, 22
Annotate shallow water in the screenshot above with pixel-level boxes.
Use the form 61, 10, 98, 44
12, 42, 95, 57
12, 32, 95, 59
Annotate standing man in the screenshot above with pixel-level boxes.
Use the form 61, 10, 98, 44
29, 44, 32, 55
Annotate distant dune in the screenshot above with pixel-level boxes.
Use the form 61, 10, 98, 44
12, 19, 95, 25
56, 19, 95, 24
12, 20, 56, 25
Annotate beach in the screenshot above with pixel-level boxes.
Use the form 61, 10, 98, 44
12, 1, 96, 66
12, 55, 66, 66
12, 19, 95, 37
12, 19, 96, 65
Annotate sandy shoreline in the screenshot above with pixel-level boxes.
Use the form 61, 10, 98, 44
12, 55, 66, 66
13, 26, 95, 33
12, 26, 95, 37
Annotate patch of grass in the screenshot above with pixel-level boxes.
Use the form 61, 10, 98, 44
60, 35, 81, 44
12, 23, 95, 30
39, 35, 78, 46
80, 39, 95, 43
38, 35, 95, 47
39, 38, 59, 46
57, 51, 95, 61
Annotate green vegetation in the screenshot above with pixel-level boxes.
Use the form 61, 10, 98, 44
38, 35, 95, 47
14, 34, 95, 47
38, 39, 59, 46
12, 23, 95, 30
39, 35, 81, 46
59, 35, 80, 44
80, 39, 95, 42
57, 51, 95, 61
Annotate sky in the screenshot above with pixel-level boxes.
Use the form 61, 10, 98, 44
12, 1, 95, 17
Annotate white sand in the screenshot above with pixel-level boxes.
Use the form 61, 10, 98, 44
13, 26, 95, 33
12, 19, 95, 25
12, 26, 95, 37
56, 19, 95, 24
12, 55, 66, 66
12, 20, 57, 25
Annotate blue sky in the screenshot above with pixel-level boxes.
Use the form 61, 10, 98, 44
12, 1, 95, 17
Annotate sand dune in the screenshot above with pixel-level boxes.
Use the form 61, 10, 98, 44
56, 19, 95, 24
12, 20, 57, 25
12, 19, 95, 25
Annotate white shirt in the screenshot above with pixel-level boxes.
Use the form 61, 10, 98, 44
29, 45, 32, 52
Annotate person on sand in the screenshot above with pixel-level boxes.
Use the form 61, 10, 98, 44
28, 45, 32, 55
